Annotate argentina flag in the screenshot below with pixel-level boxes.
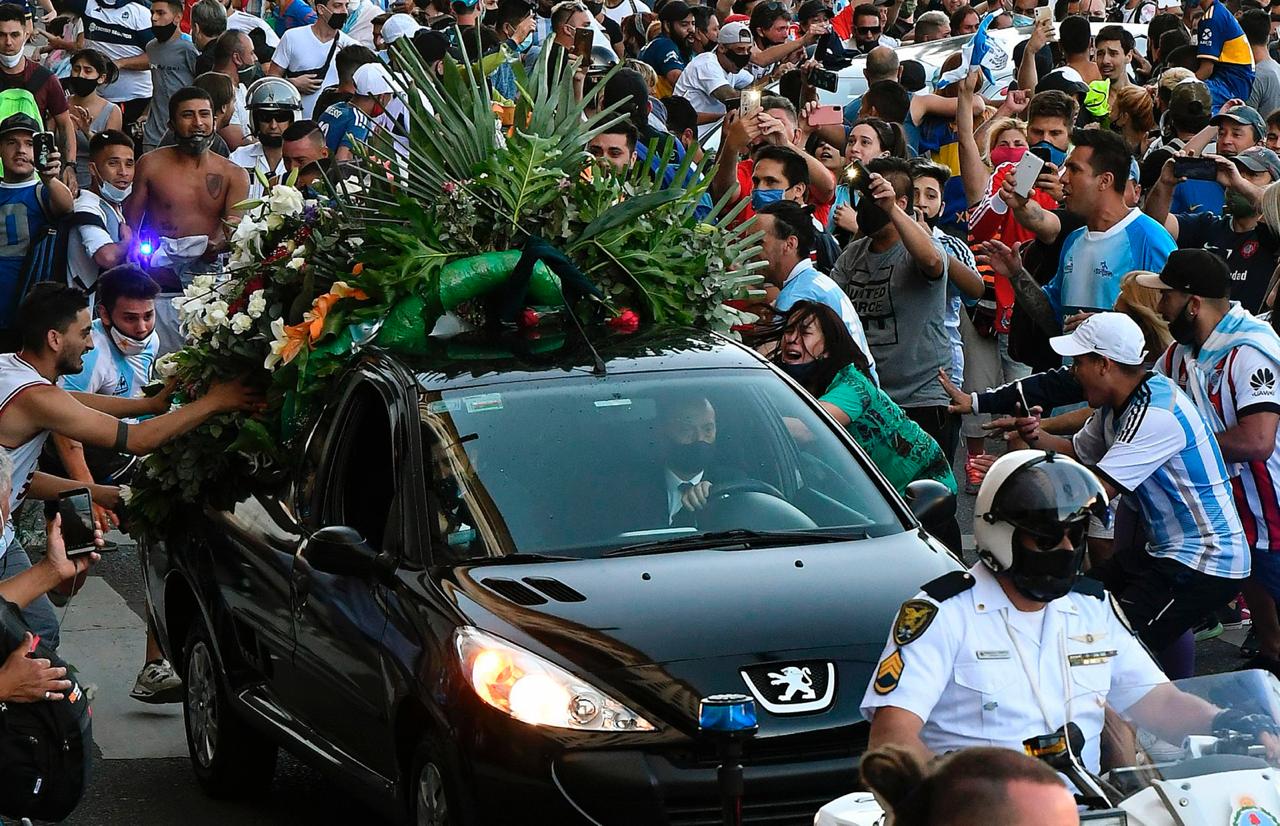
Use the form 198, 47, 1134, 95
933, 12, 1010, 92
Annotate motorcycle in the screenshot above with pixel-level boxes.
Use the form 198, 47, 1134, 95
815, 669, 1280, 826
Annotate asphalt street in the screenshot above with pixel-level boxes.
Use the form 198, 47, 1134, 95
8, 442, 1251, 825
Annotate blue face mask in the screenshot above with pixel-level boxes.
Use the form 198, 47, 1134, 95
752, 188, 785, 210
516, 32, 535, 53
99, 180, 132, 203
1030, 140, 1068, 168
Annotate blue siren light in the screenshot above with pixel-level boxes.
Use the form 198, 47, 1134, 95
698, 694, 759, 734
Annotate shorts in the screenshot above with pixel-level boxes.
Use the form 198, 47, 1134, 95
1093, 552, 1241, 652
959, 315, 1031, 439
1252, 547, 1280, 601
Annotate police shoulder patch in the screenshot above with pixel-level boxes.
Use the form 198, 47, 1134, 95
894, 599, 939, 646
874, 648, 905, 695
1071, 577, 1106, 600
921, 570, 975, 602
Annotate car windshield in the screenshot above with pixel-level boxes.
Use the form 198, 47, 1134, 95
418, 369, 905, 561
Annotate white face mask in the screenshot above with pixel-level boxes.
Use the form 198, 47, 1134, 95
99, 180, 132, 203
108, 322, 156, 356
0, 51, 23, 69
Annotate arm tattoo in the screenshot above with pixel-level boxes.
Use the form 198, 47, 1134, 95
1009, 266, 1061, 337
206, 174, 224, 199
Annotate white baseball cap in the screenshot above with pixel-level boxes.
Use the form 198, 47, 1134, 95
718, 20, 752, 44
1156, 0, 1180, 8
381, 12, 423, 44
1049, 312, 1147, 366
354, 62, 396, 96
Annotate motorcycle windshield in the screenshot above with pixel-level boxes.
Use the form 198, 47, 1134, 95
1063, 669, 1280, 797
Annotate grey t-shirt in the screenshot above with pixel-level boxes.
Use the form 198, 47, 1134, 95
143, 35, 198, 148
1249, 58, 1280, 122
830, 236, 952, 409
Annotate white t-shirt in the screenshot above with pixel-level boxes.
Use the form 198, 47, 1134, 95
230, 82, 250, 138
603, 0, 649, 24
270, 25, 358, 117
75, 0, 154, 100
67, 190, 124, 290
227, 10, 280, 48
671, 51, 752, 138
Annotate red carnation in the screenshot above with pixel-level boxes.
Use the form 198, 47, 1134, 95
608, 309, 640, 334
519, 308, 541, 328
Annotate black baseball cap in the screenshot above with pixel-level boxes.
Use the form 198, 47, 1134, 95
0, 113, 39, 138
1135, 249, 1231, 298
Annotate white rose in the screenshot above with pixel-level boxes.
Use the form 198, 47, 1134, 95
154, 353, 178, 379
265, 213, 284, 231
204, 300, 230, 328
267, 185, 305, 217
230, 312, 253, 334
191, 274, 216, 290
247, 289, 267, 319
286, 256, 306, 271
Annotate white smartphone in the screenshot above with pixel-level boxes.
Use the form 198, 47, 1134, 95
1012, 150, 1046, 198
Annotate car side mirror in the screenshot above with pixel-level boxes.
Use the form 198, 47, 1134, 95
307, 526, 384, 578
904, 479, 956, 533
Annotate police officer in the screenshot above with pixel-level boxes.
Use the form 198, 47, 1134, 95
229, 77, 302, 198
861, 450, 1226, 772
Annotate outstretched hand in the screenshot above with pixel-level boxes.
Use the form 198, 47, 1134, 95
937, 368, 973, 415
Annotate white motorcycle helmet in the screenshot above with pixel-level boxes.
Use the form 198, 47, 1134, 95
973, 450, 1109, 601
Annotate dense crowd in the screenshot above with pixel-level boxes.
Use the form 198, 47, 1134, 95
0, 0, 1276, 817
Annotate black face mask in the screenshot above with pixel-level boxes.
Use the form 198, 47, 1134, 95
666, 439, 713, 477
586, 0, 602, 13
258, 133, 284, 148
152, 22, 178, 41
327, 11, 350, 28
778, 360, 821, 382
856, 196, 892, 236
239, 63, 265, 85
1168, 296, 1198, 346
175, 132, 214, 155
60, 76, 97, 97
1008, 537, 1087, 602
724, 49, 750, 70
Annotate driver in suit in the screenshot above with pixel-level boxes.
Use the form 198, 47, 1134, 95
660, 395, 726, 527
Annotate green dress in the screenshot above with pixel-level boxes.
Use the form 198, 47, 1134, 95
819, 365, 958, 495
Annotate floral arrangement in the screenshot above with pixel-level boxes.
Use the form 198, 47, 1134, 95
126, 42, 764, 541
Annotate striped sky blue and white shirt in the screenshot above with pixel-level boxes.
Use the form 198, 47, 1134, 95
1072, 372, 1250, 579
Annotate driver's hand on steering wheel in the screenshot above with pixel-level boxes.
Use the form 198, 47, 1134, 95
680, 481, 713, 512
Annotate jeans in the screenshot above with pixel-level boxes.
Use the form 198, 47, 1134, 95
1, 538, 59, 651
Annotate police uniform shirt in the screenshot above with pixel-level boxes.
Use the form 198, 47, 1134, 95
860, 564, 1167, 772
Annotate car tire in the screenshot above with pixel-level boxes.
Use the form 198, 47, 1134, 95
182, 619, 278, 798
410, 738, 474, 826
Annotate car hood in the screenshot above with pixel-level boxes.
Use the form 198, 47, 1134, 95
442, 530, 959, 673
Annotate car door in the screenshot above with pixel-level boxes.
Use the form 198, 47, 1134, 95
282, 371, 406, 780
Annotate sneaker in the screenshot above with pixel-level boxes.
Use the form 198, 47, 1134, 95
964, 454, 994, 495
130, 659, 183, 705
1194, 619, 1225, 642
1241, 626, 1261, 659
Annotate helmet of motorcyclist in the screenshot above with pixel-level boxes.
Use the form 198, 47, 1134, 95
246, 77, 303, 113
973, 450, 1108, 602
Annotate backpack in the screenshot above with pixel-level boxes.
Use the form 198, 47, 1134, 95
0, 598, 92, 823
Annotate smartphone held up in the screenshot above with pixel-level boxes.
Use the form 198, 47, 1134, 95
56, 488, 96, 558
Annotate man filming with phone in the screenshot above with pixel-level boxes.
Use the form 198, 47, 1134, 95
0, 283, 262, 651
1144, 146, 1280, 313
0, 113, 73, 351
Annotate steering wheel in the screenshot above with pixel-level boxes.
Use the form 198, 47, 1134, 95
706, 479, 787, 501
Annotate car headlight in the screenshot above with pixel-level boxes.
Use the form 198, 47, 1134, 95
454, 627, 655, 732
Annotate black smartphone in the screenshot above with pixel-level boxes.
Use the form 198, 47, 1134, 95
844, 158, 872, 195
574, 26, 594, 58
56, 488, 96, 557
1029, 145, 1053, 163
33, 131, 55, 169
809, 67, 839, 92
1172, 156, 1219, 181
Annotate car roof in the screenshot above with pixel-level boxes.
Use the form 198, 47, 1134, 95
376, 326, 772, 393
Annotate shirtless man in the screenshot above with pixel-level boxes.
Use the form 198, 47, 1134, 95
125, 86, 250, 354
0, 283, 260, 648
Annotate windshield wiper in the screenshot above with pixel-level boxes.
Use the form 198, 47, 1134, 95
603, 528, 866, 558
461, 552, 580, 565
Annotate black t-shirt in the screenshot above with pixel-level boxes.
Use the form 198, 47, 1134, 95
1177, 212, 1280, 313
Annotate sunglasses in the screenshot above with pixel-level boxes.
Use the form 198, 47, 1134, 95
257, 111, 293, 123
856, 25, 881, 33
1022, 520, 1089, 551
